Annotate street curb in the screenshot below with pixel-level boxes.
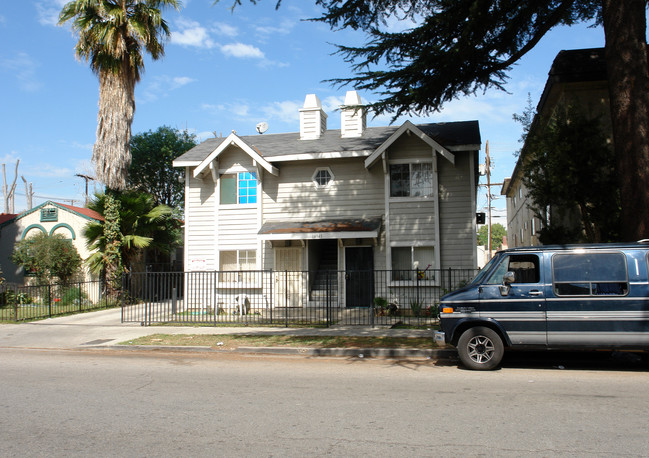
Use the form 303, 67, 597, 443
93, 344, 457, 360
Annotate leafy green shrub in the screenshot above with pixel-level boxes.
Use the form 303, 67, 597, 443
60, 287, 89, 306
12, 232, 82, 285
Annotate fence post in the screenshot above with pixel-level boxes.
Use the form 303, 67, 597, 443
447, 267, 452, 293
284, 270, 288, 328
172, 287, 177, 314
48, 284, 52, 317
268, 270, 273, 324
326, 270, 331, 328
78, 281, 82, 312
13, 286, 18, 322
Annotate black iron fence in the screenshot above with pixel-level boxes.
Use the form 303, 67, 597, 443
122, 268, 478, 327
0, 280, 116, 322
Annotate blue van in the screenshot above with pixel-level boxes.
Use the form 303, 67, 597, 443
434, 242, 649, 370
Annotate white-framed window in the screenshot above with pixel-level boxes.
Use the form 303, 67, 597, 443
389, 162, 433, 198
220, 172, 257, 205
219, 249, 257, 282
391, 246, 435, 281
312, 167, 334, 188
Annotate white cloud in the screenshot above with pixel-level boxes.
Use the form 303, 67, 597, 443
171, 18, 216, 49
212, 22, 239, 38
201, 101, 250, 118
36, 0, 68, 26
1, 53, 42, 92
322, 95, 346, 114
26, 163, 74, 179
255, 19, 296, 37
220, 43, 264, 59
171, 76, 196, 88
260, 100, 301, 124
140, 75, 196, 103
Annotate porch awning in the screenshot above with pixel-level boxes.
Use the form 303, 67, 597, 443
258, 217, 382, 241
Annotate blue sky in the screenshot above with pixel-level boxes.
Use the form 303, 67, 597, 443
1, 1, 606, 223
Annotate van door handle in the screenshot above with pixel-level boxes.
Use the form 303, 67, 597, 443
529, 290, 543, 296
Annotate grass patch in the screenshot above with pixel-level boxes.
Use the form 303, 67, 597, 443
123, 334, 438, 349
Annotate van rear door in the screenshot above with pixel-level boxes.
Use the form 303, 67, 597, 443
478, 253, 547, 346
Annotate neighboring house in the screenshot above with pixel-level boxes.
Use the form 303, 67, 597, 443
502, 48, 611, 247
0, 201, 103, 284
173, 91, 481, 309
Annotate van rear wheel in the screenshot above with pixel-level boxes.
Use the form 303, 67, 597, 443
457, 326, 504, 370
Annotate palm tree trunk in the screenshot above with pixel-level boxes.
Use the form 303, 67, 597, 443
93, 65, 135, 191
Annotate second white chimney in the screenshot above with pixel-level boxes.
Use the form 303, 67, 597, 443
299, 94, 328, 140
340, 90, 366, 138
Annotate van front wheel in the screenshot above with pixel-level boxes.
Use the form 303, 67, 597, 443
457, 326, 504, 370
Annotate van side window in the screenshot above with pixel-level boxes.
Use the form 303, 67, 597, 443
485, 254, 540, 284
553, 252, 628, 296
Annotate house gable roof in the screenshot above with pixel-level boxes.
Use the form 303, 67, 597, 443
1, 201, 103, 230
191, 132, 279, 179
364, 120, 455, 169
174, 120, 480, 168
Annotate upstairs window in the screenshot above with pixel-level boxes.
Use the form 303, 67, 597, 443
312, 167, 334, 188
390, 163, 433, 197
220, 172, 257, 205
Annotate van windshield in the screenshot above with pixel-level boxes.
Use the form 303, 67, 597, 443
468, 253, 503, 286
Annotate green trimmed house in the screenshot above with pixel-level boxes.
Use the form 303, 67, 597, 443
0, 201, 103, 285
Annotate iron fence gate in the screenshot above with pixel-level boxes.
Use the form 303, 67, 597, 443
121, 268, 478, 327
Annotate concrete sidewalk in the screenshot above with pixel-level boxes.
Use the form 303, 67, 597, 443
0, 308, 454, 359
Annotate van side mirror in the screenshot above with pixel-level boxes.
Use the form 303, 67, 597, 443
499, 271, 515, 296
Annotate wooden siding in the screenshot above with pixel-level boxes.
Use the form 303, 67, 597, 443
388, 201, 435, 243
218, 207, 258, 250
388, 134, 435, 161
262, 158, 385, 221
185, 173, 216, 270
437, 151, 476, 268
217, 146, 254, 172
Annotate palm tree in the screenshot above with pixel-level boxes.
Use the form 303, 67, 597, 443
84, 191, 177, 275
59, 0, 179, 296
59, 0, 179, 190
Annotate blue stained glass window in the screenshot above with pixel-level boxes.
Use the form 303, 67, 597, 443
238, 172, 257, 204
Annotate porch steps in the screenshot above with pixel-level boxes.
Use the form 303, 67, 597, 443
309, 250, 338, 306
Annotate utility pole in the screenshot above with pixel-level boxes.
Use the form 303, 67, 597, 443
486, 141, 492, 256
75, 173, 95, 205
483, 141, 503, 260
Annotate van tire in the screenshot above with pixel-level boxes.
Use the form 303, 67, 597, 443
457, 326, 504, 370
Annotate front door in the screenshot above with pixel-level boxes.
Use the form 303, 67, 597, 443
345, 247, 374, 307
275, 247, 303, 307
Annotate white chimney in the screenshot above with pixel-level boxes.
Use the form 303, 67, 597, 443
340, 90, 366, 138
299, 94, 328, 140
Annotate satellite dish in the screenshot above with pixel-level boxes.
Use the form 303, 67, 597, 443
256, 122, 269, 134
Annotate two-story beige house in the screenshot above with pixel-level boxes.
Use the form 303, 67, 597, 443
174, 91, 481, 310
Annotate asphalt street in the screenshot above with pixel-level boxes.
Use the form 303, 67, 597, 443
1, 347, 649, 457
